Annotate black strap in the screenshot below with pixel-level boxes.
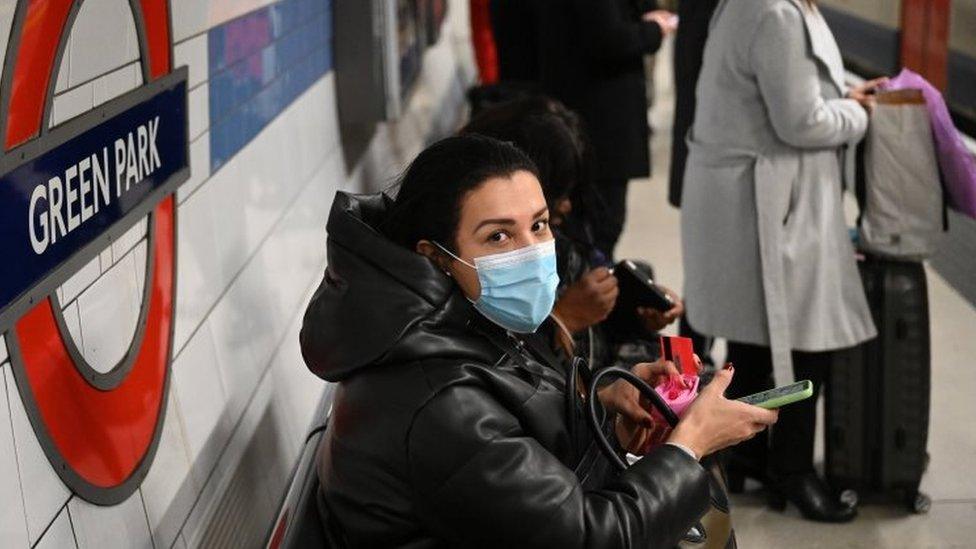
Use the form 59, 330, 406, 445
586, 367, 680, 472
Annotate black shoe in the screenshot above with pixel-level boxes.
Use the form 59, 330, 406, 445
768, 472, 857, 523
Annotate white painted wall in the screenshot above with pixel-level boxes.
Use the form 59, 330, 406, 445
0, 0, 476, 547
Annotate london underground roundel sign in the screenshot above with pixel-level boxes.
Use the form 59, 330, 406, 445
0, 0, 187, 504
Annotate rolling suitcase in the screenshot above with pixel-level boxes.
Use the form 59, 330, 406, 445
825, 255, 932, 513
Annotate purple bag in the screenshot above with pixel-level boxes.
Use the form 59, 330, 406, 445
883, 69, 976, 219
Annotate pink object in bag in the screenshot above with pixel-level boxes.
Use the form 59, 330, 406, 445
655, 374, 700, 417
883, 69, 976, 219
633, 374, 700, 455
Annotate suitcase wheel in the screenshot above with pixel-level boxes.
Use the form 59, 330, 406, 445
839, 489, 859, 509
908, 492, 931, 514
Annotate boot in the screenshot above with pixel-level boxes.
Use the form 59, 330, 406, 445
768, 472, 857, 523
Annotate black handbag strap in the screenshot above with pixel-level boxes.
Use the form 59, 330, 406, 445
586, 366, 680, 472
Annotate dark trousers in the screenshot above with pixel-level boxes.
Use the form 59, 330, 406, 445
592, 178, 629, 260
725, 341, 831, 476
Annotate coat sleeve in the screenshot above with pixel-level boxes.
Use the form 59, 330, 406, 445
406, 384, 711, 548
750, 5, 867, 149
570, 0, 663, 62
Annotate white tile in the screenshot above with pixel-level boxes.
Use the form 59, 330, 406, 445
68, 490, 151, 549
206, 0, 276, 30
54, 35, 71, 94
58, 255, 101, 306
98, 247, 113, 273
92, 62, 141, 108
140, 392, 198, 549
50, 82, 94, 127
132, 239, 148, 301
177, 132, 211, 204
181, 371, 274, 547
174, 185, 225, 352
111, 217, 147, 260
67, 0, 139, 88
4, 368, 71, 545
269, 312, 328, 464
322, 74, 341, 154
33, 507, 76, 549
0, 365, 30, 548
0, 335, 6, 364
61, 300, 84, 352
206, 160, 251, 281
0, 3, 15, 77
174, 33, 208, 89
77, 254, 140, 373
171, 0, 208, 43
188, 83, 209, 141
171, 321, 232, 487
208, 277, 263, 422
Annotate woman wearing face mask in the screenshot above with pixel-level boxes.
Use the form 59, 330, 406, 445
461, 97, 684, 367
301, 135, 777, 547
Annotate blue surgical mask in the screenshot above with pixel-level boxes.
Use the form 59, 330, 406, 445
435, 240, 560, 333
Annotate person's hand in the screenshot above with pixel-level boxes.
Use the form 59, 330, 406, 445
599, 360, 685, 454
637, 285, 684, 332
667, 368, 779, 458
598, 359, 683, 426
847, 77, 889, 113
642, 10, 678, 36
552, 267, 618, 334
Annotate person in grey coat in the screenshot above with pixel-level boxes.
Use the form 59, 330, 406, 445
680, 0, 886, 522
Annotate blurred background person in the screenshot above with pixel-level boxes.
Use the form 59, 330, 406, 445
527, 0, 677, 259
680, 0, 886, 523
668, 0, 718, 210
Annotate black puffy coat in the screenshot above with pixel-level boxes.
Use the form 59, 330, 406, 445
300, 192, 709, 547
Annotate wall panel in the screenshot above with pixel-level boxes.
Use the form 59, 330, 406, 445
0, 0, 474, 546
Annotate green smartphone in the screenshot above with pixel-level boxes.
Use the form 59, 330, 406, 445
737, 380, 813, 409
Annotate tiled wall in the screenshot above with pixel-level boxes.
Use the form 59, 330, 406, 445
0, 0, 476, 547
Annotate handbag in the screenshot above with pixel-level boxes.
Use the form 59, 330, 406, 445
858, 88, 946, 259
584, 366, 736, 549
883, 69, 976, 220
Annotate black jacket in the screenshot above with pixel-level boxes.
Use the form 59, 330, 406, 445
300, 192, 710, 548
668, 0, 719, 207
531, 0, 663, 181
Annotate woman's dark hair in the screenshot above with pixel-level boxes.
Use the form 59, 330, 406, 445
461, 97, 587, 207
383, 134, 539, 252
461, 96, 604, 246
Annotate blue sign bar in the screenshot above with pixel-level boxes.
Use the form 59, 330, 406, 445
0, 75, 188, 318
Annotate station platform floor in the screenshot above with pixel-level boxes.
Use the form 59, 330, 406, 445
617, 39, 976, 548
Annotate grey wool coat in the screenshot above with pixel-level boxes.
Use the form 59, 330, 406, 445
681, 0, 877, 383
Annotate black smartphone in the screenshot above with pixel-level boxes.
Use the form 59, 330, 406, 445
612, 260, 673, 312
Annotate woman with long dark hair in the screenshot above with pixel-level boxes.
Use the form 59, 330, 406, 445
301, 135, 777, 546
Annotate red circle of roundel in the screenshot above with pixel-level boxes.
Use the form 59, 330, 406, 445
3, 0, 176, 504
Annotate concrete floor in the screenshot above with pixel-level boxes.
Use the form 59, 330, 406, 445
616, 39, 976, 548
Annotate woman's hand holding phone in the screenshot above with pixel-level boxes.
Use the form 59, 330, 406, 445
667, 368, 779, 458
